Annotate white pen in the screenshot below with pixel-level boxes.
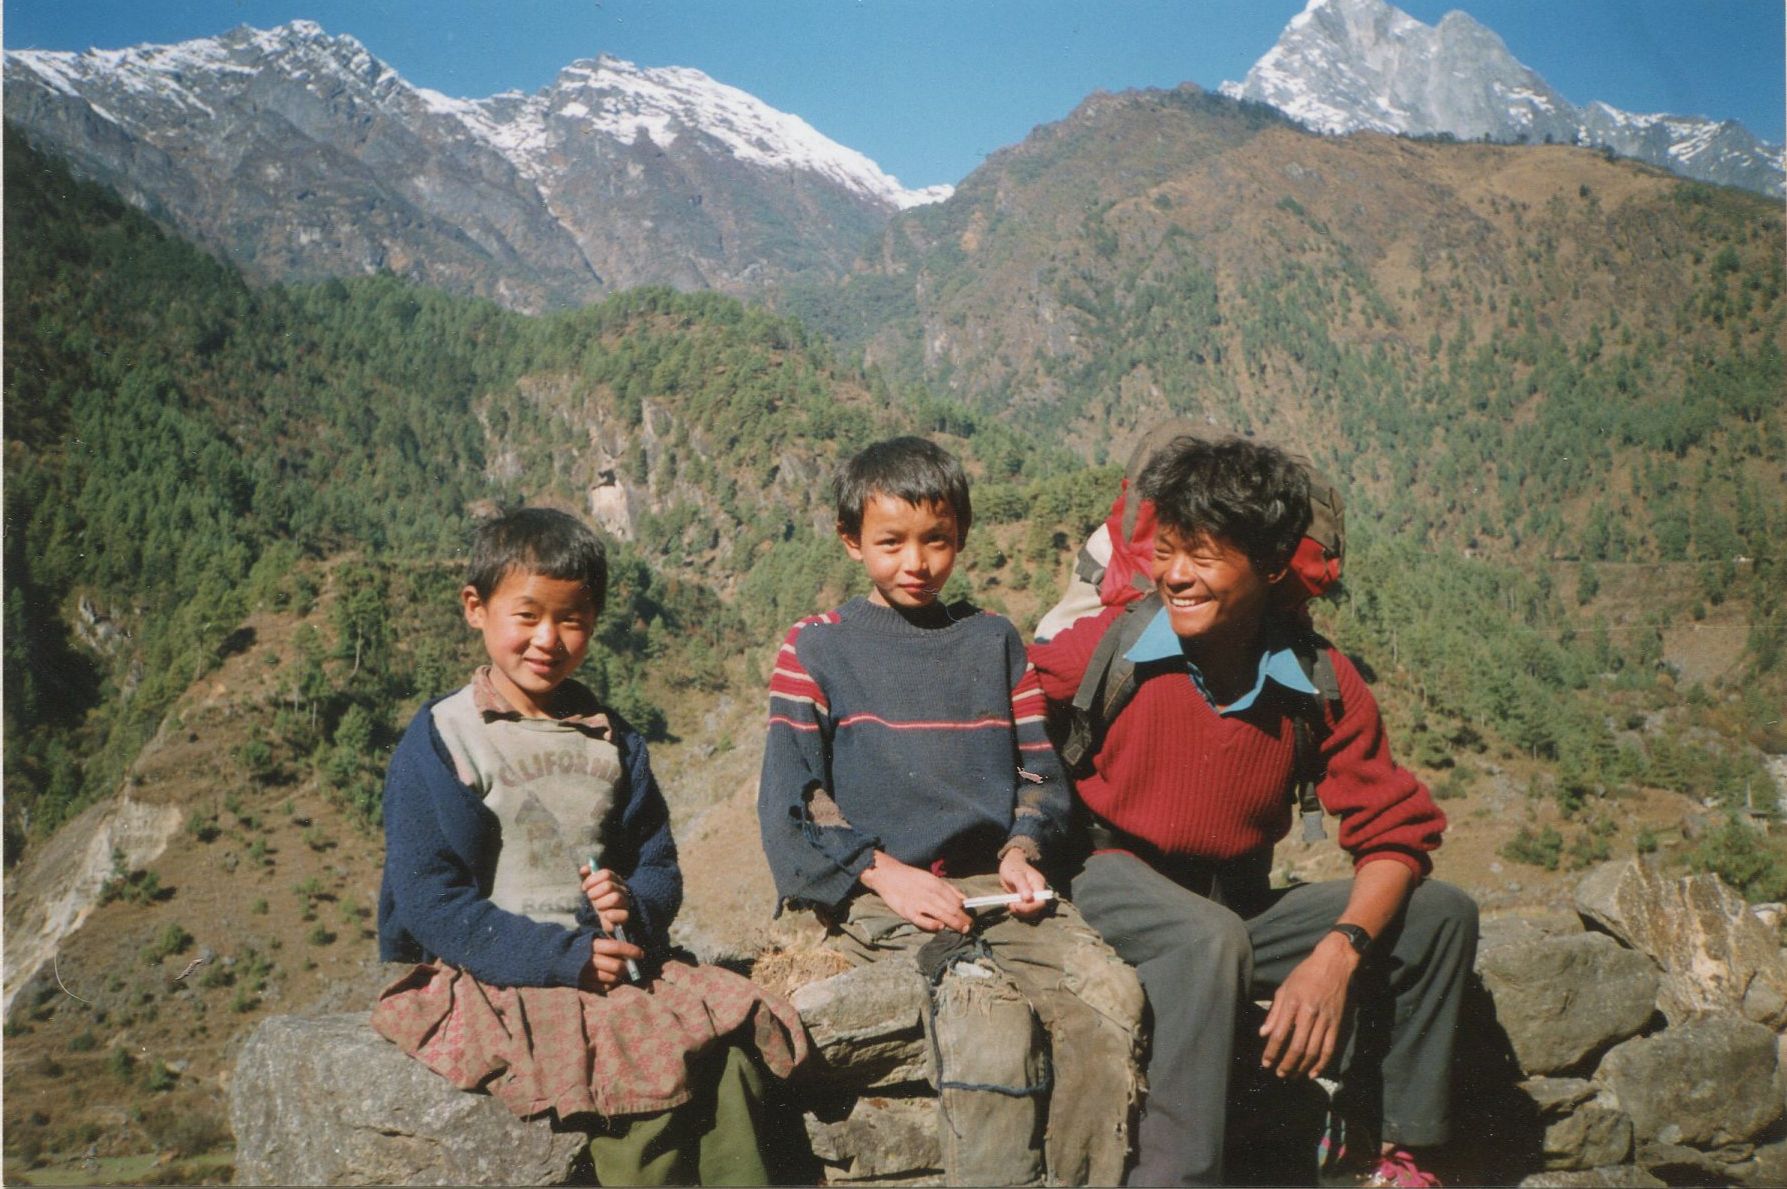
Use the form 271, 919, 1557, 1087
585, 856, 643, 983
961, 889, 1057, 910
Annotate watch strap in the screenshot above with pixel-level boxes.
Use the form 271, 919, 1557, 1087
1330, 922, 1372, 955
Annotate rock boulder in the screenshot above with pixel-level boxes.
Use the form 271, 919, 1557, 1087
1575, 859, 1787, 1028
230, 1012, 587, 1186
1479, 931, 1659, 1075
1594, 1013, 1784, 1148
790, 959, 931, 1090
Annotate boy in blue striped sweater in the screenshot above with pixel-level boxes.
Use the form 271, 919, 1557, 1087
758, 437, 1142, 1186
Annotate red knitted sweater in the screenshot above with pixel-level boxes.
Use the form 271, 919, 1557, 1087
1029, 605, 1445, 877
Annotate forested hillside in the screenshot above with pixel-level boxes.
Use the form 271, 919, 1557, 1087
797, 87, 1785, 571
779, 88, 1787, 823
9, 100, 1787, 877
2, 127, 1100, 864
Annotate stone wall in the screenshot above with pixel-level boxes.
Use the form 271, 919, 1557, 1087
231, 859, 1787, 1186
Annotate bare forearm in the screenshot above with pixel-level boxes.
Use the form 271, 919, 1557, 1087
1336, 858, 1417, 941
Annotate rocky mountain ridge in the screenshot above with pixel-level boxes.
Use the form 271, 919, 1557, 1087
4, 21, 946, 310
1221, 0, 1785, 197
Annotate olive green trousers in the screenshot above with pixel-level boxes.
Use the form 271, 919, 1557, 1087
587, 1041, 769, 1186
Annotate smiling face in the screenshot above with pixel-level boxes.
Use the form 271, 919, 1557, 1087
1151, 527, 1275, 653
462, 568, 598, 717
840, 493, 962, 611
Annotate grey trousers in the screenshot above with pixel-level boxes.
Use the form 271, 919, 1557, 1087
1072, 851, 1479, 1187
828, 873, 1146, 1186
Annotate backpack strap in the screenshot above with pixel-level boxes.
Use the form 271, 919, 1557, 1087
1058, 605, 1346, 850
1286, 631, 1342, 842
1058, 593, 1161, 777
1074, 542, 1107, 588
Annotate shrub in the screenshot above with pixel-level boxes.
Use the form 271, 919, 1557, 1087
186, 809, 220, 844
106, 1046, 135, 1083
1567, 829, 1612, 870
144, 1058, 177, 1092
1688, 817, 1787, 903
1501, 825, 1563, 871
102, 862, 165, 906
10, 1125, 44, 1167
140, 1103, 231, 1158
67, 1029, 99, 1052
144, 922, 193, 965
1432, 765, 1475, 801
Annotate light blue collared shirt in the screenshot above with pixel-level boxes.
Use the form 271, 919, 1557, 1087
1122, 606, 1318, 715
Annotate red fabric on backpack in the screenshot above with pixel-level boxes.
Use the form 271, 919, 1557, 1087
1285, 535, 1341, 605
1094, 484, 1336, 611
1095, 481, 1158, 608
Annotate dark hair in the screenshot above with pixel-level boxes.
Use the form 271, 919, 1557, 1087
1136, 435, 1310, 575
465, 508, 607, 610
834, 436, 973, 542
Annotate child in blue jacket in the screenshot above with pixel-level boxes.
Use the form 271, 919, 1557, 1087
375, 507, 806, 1185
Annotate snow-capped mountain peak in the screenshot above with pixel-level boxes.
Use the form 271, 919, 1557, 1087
1221, 0, 1782, 197
6, 23, 948, 211
428, 53, 944, 210
1223, 0, 1565, 141
4, 21, 951, 308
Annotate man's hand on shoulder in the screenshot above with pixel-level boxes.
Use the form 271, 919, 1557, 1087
998, 848, 1054, 920
860, 852, 971, 933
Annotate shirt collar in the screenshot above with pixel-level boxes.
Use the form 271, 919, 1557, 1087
1121, 605, 1318, 716
471, 666, 613, 735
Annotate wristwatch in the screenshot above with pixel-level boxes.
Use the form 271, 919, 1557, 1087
1329, 923, 1372, 956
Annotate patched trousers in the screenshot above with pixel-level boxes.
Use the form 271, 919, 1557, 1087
1072, 851, 1479, 1187
828, 873, 1146, 1186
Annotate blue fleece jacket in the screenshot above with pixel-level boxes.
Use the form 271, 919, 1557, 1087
376, 695, 681, 988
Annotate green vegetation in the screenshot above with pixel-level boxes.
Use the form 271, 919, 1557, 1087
6, 105, 1786, 931
142, 923, 193, 966
2, 127, 1099, 851
1687, 817, 1787, 903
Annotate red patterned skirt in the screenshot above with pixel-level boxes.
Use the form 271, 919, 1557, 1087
371, 959, 809, 1121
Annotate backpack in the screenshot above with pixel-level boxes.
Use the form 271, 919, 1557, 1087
1070, 419, 1347, 613
1042, 423, 1348, 843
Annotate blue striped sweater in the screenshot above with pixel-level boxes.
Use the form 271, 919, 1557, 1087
758, 597, 1069, 914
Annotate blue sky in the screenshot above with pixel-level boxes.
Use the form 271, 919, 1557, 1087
6, 1, 1782, 190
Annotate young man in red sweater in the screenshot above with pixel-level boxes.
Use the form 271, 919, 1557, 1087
1029, 435, 1478, 1188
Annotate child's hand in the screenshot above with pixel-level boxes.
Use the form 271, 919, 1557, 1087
580, 863, 632, 934
860, 852, 971, 933
582, 935, 645, 992
998, 848, 1053, 920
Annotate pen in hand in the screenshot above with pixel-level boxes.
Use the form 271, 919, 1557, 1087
585, 856, 643, 984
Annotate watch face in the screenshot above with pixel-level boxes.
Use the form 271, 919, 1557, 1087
1333, 924, 1371, 954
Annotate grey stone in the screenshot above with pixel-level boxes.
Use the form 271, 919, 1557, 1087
1575, 859, 1787, 1028
1594, 1014, 1784, 1148
1730, 1137, 1787, 1186
1635, 1141, 1739, 1184
804, 1094, 942, 1183
1518, 1168, 1666, 1188
1478, 931, 1659, 1075
791, 960, 932, 1090
1541, 1099, 1633, 1172
1480, 910, 1586, 950
1518, 1077, 1598, 1116
230, 1012, 586, 1186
